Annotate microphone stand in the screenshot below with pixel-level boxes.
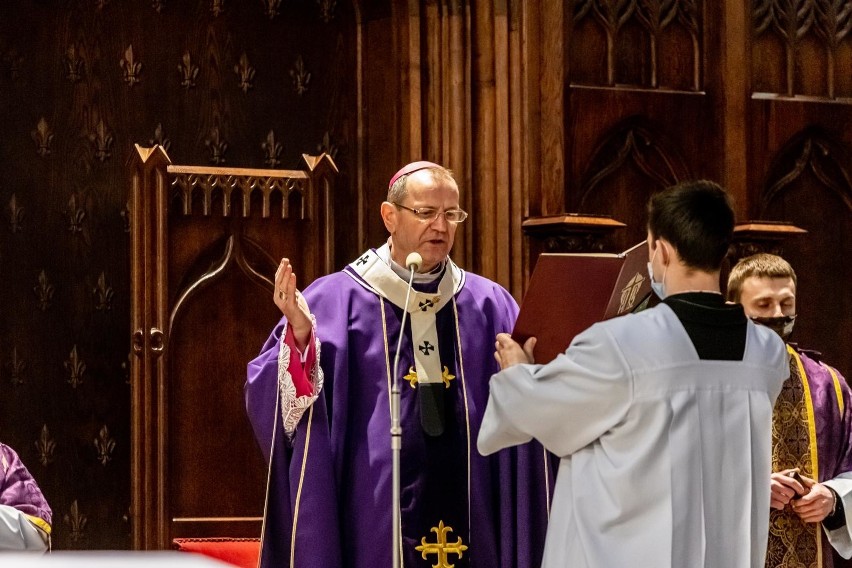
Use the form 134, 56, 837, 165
391, 255, 419, 568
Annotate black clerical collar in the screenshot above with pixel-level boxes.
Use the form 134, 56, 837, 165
663, 292, 747, 360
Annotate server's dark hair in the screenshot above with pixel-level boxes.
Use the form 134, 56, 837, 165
647, 180, 735, 271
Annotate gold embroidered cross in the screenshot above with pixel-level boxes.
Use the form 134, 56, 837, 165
404, 367, 419, 388
441, 366, 455, 388
415, 520, 468, 568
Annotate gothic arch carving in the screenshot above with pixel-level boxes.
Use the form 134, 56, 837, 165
577, 116, 691, 210
761, 127, 852, 216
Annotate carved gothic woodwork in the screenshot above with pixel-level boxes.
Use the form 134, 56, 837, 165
574, 117, 691, 252
129, 145, 337, 549
753, 0, 852, 98
522, 214, 627, 272
729, 221, 808, 263
754, 126, 852, 380
571, 0, 702, 90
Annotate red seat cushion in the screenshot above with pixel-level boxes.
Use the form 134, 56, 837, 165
173, 537, 260, 568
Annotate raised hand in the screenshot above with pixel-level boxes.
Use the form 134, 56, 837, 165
274, 258, 312, 351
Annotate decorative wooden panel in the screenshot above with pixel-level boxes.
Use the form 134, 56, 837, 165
752, 0, 852, 98
570, 0, 702, 91
757, 128, 852, 379
543, 0, 712, 256
0, 0, 354, 550
129, 145, 337, 549
574, 116, 691, 252
748, 0, 852, 395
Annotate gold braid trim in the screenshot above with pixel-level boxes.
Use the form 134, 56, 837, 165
789, 346, 820, 482
825, 364, 845, 416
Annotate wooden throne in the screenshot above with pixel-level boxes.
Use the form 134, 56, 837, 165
128, 145, 337, 549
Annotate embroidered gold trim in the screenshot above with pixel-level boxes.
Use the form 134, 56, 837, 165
825, 364, 845, 416
24, 514, 51, 535
789, 346, 820, 482
766, 346, 822, 568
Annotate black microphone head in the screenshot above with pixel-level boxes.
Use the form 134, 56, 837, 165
405, 252, 423, 272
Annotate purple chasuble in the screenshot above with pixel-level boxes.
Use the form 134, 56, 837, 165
0, 443, 52, 530
246, 256, 552, 568
798, 349, 852, 568
797, 350, 852, 486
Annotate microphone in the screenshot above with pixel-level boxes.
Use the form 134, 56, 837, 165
390, 250, 421, 568
405, 252, 422, 272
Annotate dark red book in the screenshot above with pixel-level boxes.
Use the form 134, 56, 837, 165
512, 241, 653, 363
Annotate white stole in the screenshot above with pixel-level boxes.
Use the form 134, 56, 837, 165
347, 246, 464, 385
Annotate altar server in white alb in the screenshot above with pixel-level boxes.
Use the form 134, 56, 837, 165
478, 179, 790, 568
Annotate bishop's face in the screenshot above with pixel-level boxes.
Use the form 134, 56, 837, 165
737, 276, 797, 318
381, 170, 460, 273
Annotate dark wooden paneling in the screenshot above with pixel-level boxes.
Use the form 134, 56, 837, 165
0, 0, 354, 550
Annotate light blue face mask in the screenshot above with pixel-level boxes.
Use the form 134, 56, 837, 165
647, 244, 668, 300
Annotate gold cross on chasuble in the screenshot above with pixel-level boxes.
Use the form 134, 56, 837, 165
415, 520, 468, 568
765, 347, 821, 568
402, 366, 456, 389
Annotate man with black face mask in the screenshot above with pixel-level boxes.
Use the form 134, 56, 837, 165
728, 253, 852, 567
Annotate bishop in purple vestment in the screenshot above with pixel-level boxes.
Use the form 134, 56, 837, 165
246, 162, 552, 568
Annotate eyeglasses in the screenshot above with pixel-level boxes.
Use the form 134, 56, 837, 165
393, 203, 469, 224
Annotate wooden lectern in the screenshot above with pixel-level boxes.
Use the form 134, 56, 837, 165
513, 241, 653, 363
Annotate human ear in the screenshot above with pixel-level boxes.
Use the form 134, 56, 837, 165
380, 201, 397, 233
658, 239, 672, 266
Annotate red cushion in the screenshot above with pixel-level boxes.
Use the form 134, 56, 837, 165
173, 537, 260, 568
